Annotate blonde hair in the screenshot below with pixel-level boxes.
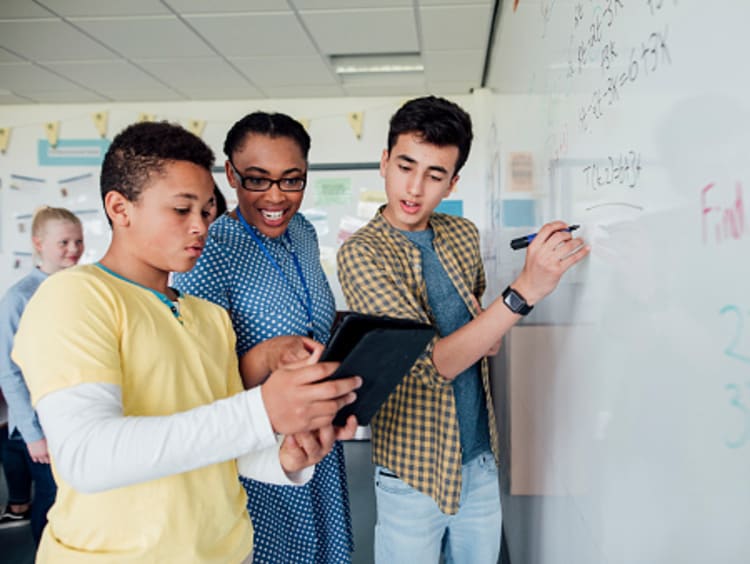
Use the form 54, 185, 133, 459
31, 206, 81, 238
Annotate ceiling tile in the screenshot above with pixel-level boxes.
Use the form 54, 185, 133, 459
0, 47, 22, 62
419, 5, 492, 51
71, 16, 215, 59
179, 85, 263, 100
0, 4, 487, 104
37, 0, 170, 17
231, 56, 336, 87
0, 92, 34, 104
293, 0, 410, 9
166, 0, 290, 13
25, 89, 109, 103
137, 58, 256, 90
340, 72, 425, 88
0, 62, 80, 92
264, 84, 346, 98
0, 1, 54, 19
42, 60, 176, 94
102, 88, 185, 101
418, 0, 492, 5
300, 9, 418, 55
423, 50, 483, 82
186, 13, 317, 57
426, 80, 476, 95
0, 20, 118, 61
343, 82, 425, 97
339, 72, 425, 97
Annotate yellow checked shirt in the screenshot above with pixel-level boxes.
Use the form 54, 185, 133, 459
336, 208, 499, 514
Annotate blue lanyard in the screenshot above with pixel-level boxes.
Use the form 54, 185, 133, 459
95, 262, 183, 323
235, 209, 314, 338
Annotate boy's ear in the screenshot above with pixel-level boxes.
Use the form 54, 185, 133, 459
447, 173, 460, 194
379, 148, 389, 178
104, 191, 132, 227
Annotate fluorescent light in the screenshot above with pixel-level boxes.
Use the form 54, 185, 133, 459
331, 54, 423, 76
336, 63, 423, 75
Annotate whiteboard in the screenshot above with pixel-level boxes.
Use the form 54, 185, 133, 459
487, 2, 750, 563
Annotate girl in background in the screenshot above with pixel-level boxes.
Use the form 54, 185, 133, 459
0, 206, 84, 546
174, 112, 353, 563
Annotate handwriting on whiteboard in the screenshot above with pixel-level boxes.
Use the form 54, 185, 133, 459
724, 382, 750, 449
719, 305, 750, 448
578, 27, 672, 132
568, 0, 625, 77
701, 182, 745, 245
582, 150, 642, 190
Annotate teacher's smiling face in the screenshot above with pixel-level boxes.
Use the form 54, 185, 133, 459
225, 133, 307, 239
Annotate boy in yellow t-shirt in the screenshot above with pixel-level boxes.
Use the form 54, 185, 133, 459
12, 121, 360, 563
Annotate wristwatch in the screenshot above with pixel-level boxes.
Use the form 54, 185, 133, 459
502, 286, 534, 316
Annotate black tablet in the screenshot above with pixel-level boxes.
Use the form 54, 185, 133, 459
322, 313, 435, 426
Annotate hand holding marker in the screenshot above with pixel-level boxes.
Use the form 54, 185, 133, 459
510, 224, 580, 250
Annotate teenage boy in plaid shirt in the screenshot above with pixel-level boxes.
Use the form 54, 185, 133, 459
337, 96, 589, 563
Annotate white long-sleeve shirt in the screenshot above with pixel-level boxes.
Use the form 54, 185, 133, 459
37, 382, 312, 493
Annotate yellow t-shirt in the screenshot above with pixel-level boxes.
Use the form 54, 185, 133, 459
12, 264, 253, 563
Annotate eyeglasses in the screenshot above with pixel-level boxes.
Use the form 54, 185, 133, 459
228, 159, 307, 192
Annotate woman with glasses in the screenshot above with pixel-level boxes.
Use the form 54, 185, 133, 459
173, 112, 353, 564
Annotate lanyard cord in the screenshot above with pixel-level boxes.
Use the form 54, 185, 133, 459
235, 209, 314, 337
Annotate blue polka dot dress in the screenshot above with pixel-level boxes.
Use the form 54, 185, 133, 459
174, 212, 353, 564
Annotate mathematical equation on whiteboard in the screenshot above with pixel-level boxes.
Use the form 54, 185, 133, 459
582, 150, 642, 190
545, 0, 677, 191
562, 0, 677, 133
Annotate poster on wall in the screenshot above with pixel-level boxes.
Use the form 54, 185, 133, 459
38, 139, 110, 166
301, 166, 383, 309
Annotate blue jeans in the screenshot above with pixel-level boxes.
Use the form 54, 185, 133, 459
374, 451, 502, 564
3, 429, 56, 546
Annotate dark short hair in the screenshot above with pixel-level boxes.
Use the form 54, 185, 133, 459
387, 96, 473, 175
223, 112, 310, 160
100, 121, 215, 207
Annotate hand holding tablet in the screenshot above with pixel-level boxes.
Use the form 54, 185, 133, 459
322, 313, 436, 426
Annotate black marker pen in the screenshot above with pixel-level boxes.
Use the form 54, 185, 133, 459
510, 224, 580, 250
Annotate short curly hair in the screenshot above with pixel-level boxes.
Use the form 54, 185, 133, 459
100, 121, 215, 208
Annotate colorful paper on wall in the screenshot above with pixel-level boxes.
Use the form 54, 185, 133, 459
314, 178, 352, 206
38, 139, 110, 166
508, 152, 534, 192
357, 189, 386, 219
502, 199, 536, 227
435, 199, 464, 217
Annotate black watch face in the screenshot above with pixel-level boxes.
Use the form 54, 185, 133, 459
505, 291, 525, 312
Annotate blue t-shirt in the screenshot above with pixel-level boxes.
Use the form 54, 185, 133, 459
401, 228, 490, 463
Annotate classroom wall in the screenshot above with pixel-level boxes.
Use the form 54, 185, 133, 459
0, 92, 494, 295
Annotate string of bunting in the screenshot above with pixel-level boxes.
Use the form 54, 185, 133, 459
0, 107, 371, 155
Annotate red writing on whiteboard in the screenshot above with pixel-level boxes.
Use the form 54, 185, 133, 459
701, 182, 745, 244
